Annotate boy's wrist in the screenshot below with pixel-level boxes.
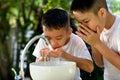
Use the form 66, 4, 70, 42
93, 41, 103, 49
36, 57, 44, 62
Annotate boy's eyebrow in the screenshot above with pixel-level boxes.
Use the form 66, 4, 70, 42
45, 34, 62, 38
81, 18, 88, 22
78, 18, 89, 24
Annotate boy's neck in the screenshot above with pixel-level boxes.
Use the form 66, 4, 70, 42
105, 12, 115, 29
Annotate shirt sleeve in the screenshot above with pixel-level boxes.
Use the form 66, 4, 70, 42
32, 38, 47, 58
75, 38, 92, 61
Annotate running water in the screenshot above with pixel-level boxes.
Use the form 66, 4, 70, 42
43, 39, 61, 65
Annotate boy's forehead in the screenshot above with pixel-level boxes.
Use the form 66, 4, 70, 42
42, 25, 67, 31
73, 11, 88, 17
43, 29, 66, 38
42, 25, 53, 31
43, 26, 66, 33
73, 11, 93, 21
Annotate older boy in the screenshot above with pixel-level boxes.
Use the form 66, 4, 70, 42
70, 0, 120, 80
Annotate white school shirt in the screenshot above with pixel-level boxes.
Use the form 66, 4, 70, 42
33, 33, 92, 80
100, 15, 120, 80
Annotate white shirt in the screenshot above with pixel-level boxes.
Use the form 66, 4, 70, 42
33, 33, 92, 80
100, 15, 120, 80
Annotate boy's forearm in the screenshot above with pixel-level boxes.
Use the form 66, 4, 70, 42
35, 57, 44, 62
94, 42, 120, 69
91, 47, 104, 68
62, 52, 94, 73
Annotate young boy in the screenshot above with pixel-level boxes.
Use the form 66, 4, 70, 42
32, 8, 93, 80
70, 0, 120, 80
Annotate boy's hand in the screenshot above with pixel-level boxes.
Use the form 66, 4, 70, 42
76, 24, 101, 47
40, 48, 63, 59
50, 48, 63, 58
40, 48, 51, 56
39, 48, 51, 61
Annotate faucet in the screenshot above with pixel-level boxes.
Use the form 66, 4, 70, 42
13, 35, 53, 80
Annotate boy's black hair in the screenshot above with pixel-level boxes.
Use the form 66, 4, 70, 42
42, 8, 69, 30
70, 0, 108, 14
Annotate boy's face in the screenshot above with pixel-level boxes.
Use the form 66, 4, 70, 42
72, 10, 106, 33
43, 27, 72, 49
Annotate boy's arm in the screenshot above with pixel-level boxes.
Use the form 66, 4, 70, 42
94, 42, 120, 69
76, 24, 120, 69
35, 57, 44, 62
49, 48, 94, 73
91, 47, 103, 68
61, 51, 94, 73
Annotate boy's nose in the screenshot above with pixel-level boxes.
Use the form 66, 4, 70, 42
50, 41, 59, 49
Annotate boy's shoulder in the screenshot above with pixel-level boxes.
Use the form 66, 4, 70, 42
114, 15, 120, 27
70, 33, 84, 43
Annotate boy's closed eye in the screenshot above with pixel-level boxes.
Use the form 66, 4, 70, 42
83, 20, 89, 24
56, 37, 63, 40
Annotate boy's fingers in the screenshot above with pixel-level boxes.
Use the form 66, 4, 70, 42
80, 24, 93, 34
76, 31, 87, 41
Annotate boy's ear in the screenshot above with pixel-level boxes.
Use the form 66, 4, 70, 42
98, 8, 107, 18
67, 28, 72, 36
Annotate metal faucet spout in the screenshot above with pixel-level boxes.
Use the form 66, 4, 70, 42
19, 35, 52, 80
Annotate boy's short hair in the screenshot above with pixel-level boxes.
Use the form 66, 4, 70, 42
70, 0, 108, 14
42, 8, 69, 30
